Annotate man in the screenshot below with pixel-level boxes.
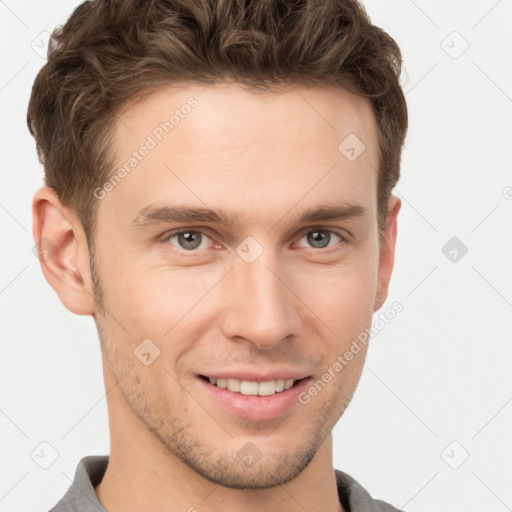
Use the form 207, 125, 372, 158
28, 0, 408, 510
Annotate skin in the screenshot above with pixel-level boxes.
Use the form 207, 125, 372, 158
32, 82, 400, 512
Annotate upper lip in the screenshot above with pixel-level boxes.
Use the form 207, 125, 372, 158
199, 369, 311, 382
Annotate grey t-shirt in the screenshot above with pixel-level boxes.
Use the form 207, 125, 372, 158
49, 455, 404, 512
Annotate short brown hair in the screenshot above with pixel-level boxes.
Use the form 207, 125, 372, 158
27, 0, 407, 247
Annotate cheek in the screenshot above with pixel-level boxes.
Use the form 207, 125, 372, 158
104, 260, 218, 361
102, 248, 192, 314
296, 257, 378, 332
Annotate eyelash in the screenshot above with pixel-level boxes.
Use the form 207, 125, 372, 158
159, 227, 348, 254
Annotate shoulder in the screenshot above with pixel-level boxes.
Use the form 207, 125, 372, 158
48, 455, 108, 512
335, 469, 405, 512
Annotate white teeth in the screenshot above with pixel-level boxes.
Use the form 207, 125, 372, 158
207, 377, 298, 396
226, 378, 240, 392
240, 381, 259, 395
275, 379, 285, 392
257, 381, 276, 396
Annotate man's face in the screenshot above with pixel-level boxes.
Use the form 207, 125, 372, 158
91, 82, 392, 489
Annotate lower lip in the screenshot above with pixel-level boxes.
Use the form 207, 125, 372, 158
197, 376, 312, 422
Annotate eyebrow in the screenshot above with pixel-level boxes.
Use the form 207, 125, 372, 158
130, 201, 367, 229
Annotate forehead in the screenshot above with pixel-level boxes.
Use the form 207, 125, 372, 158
99, 82, 379, 229
115, 81, 376, 152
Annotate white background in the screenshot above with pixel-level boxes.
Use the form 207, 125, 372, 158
1, 1, 511, 511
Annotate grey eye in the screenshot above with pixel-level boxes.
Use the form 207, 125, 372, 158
298, 230, 342, 250
306, 230, 331, 249
168, 230, 210, 251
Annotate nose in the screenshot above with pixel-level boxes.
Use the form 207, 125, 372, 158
219, 246, 302, 351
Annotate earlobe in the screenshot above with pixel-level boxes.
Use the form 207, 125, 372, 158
32, 186, 96, 316
374, 195, 401, 311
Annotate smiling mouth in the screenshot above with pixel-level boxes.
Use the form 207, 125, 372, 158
199, 375, 308, 397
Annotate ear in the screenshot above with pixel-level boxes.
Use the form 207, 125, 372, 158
32, 186, 96, 315
374, 195, 401, 311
